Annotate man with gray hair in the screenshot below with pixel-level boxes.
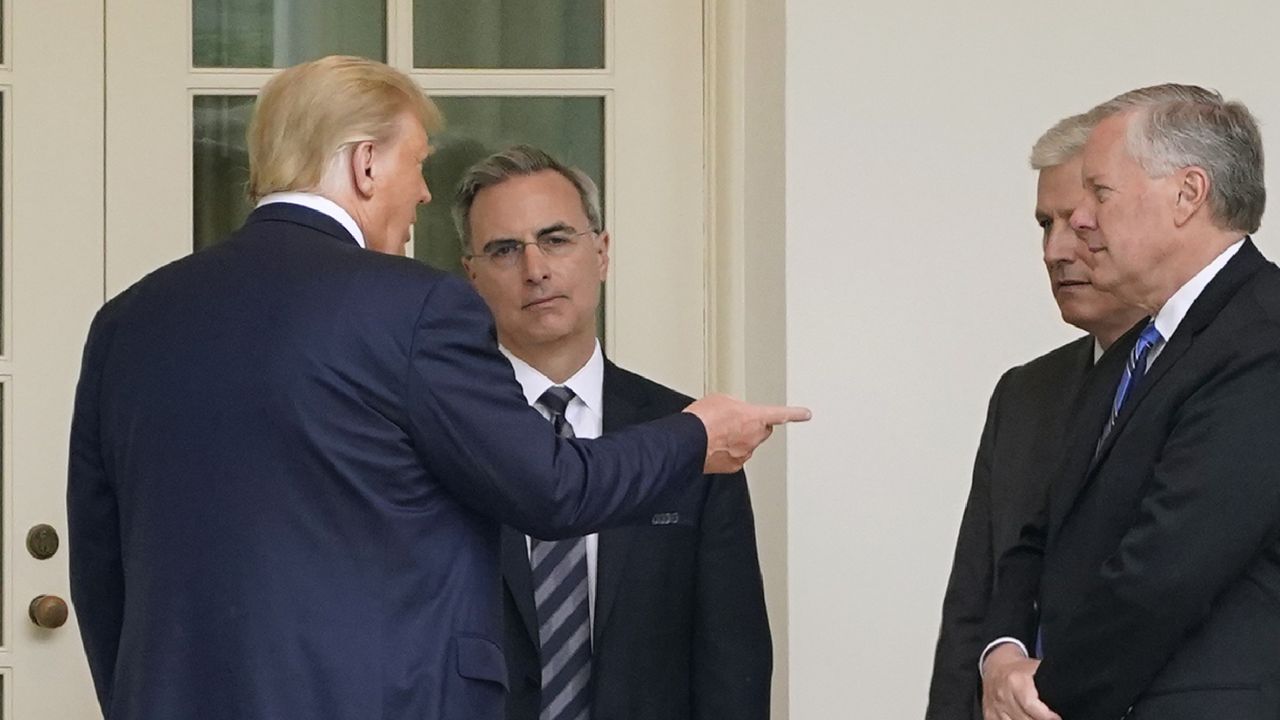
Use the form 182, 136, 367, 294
983, 84, 1280, 720
455, 144, 772, 720
925, 114, 1142, 720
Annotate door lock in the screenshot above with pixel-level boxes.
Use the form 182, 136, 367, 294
26, 524, 60, 560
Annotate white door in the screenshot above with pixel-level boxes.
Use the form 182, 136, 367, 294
9, 0, 707, 716
4, 0, 106, 717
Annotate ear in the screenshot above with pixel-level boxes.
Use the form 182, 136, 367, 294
596, 231, 611, 280
1172, 166, 1211, 227
350, 140, 377, 200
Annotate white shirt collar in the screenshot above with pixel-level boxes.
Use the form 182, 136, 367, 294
256, 192, 366, 249
499, 340, 604, 418
1151, 237, 1245, 343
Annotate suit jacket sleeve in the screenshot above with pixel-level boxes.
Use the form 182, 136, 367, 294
1035, 335, 1280, 719
691, 470, 773, 720
404, 276, 708, 539
67, 303, 126, 712
925, 373, 1005, 720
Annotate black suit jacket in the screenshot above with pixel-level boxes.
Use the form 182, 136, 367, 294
987, 239, 1280, 720
501, 360, 772, 720
926, 336, 1095, 719
66, 204, 708, 720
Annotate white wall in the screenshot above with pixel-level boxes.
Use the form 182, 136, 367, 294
783, 1, 1280, 716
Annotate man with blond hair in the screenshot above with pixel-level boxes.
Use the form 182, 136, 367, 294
924, 113, 1142, 720
66, 55, 807, 720
983, 84, 1280, 720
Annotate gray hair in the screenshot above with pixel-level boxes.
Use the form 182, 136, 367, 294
1030, 112, 1095, 170
1086, 83, 1265, 234
452, 144, 603, 253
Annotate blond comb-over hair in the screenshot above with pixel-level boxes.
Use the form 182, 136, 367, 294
247, 55, 443, 202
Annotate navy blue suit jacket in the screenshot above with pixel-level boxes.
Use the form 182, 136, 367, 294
66, 204, 707, 720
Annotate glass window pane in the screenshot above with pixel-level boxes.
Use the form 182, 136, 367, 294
414, 0, 604, 69
193, 0, 385, 68
415, 95, 604, 277
193, 95, 255, 252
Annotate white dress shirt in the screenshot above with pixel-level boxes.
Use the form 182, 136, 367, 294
1146, 237, 1245, 367
256, 191, 366, 249
500, 341, 604, 630
980, 236, 1247, 674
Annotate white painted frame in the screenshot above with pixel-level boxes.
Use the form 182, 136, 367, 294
7, 0, 106, 716
705, 0, 789, 716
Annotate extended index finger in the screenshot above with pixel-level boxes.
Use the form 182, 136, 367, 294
756, 405, 812, 425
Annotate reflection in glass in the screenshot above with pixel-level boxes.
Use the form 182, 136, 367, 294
414, 0, 604, 69
193, 0, 385, 68
415, 96, 604, 277
193, 96, 256, 252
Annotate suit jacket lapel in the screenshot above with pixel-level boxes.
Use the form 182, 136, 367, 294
592, 359, 647, 645
1088, 329, 1192, 473
501, 525, 539, 647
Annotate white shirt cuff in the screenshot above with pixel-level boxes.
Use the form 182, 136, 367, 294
979, 637, 1028, 678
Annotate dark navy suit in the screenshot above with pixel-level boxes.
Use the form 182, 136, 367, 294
66, 203, 707, 720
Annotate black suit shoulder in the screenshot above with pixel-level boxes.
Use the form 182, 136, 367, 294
997, 336, 1095, 400
603, 360, 694, 418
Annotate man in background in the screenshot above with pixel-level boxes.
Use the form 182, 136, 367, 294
455, 144, 773, 720
925, 113, 1143, 719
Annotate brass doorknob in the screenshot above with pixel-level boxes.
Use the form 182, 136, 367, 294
28, 594, 68, 629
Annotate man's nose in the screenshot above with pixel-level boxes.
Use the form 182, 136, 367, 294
1069, 203, 1094, 233
521, 243, 552, 280
1043, 223, 1077, 265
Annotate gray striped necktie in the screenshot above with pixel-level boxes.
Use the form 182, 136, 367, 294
530, 386, 592, 720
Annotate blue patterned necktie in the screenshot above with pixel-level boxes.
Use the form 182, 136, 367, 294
529, 386, 592, 720
1098, 320, 1164, 447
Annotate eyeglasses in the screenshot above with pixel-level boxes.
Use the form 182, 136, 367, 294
465, 230, 596, 269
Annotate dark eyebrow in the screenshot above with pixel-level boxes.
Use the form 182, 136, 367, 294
535, 222, 577, 238
483, 223, 581, 247
481, 237, 521, 250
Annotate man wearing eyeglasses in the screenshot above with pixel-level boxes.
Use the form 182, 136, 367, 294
456, 145, 773, 720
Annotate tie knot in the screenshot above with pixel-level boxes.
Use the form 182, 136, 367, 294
538, 386, 575, 417
1137, 321, 1163, 351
